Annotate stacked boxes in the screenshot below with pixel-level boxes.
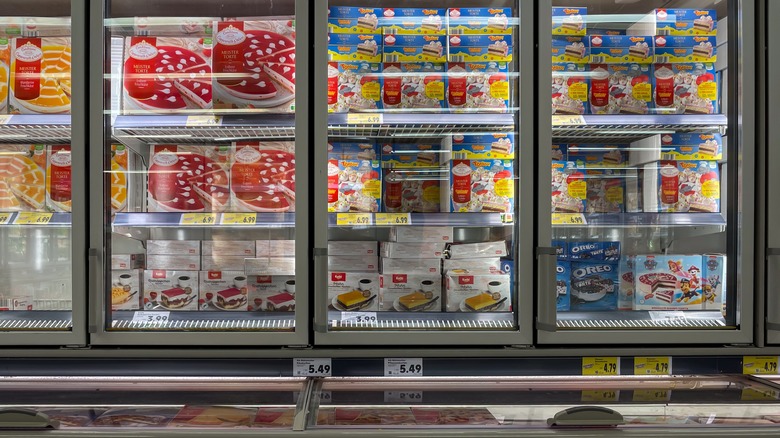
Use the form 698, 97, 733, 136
145, 240, 200, 310
329, 240, 380, 311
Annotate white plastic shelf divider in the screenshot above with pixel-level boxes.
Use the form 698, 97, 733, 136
552, 114, 728, 142
110, 311, 295, 331
553, 212, 727, 228
328, 113, 516, 138
0, 114, 71, 143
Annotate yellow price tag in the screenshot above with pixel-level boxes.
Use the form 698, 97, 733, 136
336, 213, 372, 226
501, 213, 514, 224
634, 357, 671, 375
0, 213, 12, 225
0, 115, 13, 125
552, 115, 586, 126
375, 213, 411, 226
741, 387, 780, 401
180, 213, 218, 225
14, 212, 52, 225
185, 115, 222, 127
583, 357, 620, 376
743, 356, 779, 374
633, 389, 671, 402
551, 213, 586, 225
347, 113, 383, 124
221, 213, 257, 225
581, 390, 619, 402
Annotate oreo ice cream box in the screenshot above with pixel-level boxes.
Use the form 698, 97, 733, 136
568, 241, 620, 262
569, 261, 618, 311
556, 261, 571, 311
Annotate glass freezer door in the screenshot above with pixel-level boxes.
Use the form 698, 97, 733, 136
94, 0, 309, 345
314, 1, 534, 346
538, 0, 754, 344
0, 1, 85, 345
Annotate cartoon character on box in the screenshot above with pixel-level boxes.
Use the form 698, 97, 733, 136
327, 158, 380, 212
551, 161, 586, 213
634, 255, 703, 310
327, 61, 381, 112
653, 63, 718, 114
552, 63, 588, 115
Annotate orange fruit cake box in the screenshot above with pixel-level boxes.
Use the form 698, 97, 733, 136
0, 145, 47, 212
10, 37, 71, 114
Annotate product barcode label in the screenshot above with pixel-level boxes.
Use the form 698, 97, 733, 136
656, 56, 671, 63
450, 29, 464, 35
657, 29, 671, 36
661, 153, 676, 161
591, 55, 606, 63
450, 55, 466, 63
385, 54, 399, 63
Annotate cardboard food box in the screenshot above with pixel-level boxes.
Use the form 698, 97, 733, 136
146, 254, 200, 271
380, 273, 441, 312
552, 7, 587, 36
45, 144, 71, 211
551, 161, 586, 213
442, 257, 501, 274
381, 8, 446, 35
10, 37, 71, 114
382, 34, 446, 63
327, 34, 382, 63
568, 144, 628, 167
652, 63, 718, 115
328, 241, 377, 256
551, 36, 588, 64
110, 270, 141, 311
702, 254, 726, 312
590, 35, 653, 64
327, 61, 382, 112
447, 8, 513, 35
660, 133, 723, 161
327, 157, 380, 213
381, 257, 441, 275
110, 144, 128, 212
170, 406, 255, 428
380, 242, 444, 259
0, 145, 46, 212
212, 20, 296, 113
147, 239, 200, 255
199, 270, 248, 311
449, 159, 514, 213
147, 145, 231, 212
328, 256, 379, 272
245, 257, 295, 276
247, 274, 296, 311
255, 240, 296, 257
328, 6, 382, 34
381, 142, 442, 167
448, 133, 514, 160
569, 261, 618, 311
231, 142, 295, 212
445, 272, 511, 312
634, 255, 704, 310
111, 253, 146, 270
202, 240, 255, 256
568, 241, 620, 262
201, 255, 249, 272
328, 271, 379, 311
643, 160, 720, 213
122, 36, 212, 114
381, 62, 445, 110
143, 270, 199, 310
618, 255, 635, 310
382, 169, 443, 213
632, 9, 717, 36
446, 241, 508, 259
588, 64, 651, 115
585, 168, 625, 213
449, 34, 513, 62
654, 35, 716, 63
556, 260, 570, 311
327, 141, 378, 161
552, 63, 588, 114
389, 226, 453, 243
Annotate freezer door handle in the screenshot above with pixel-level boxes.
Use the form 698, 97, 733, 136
88, 248, 102, 334
313, 250, 328, 333
547, 406, 624, 427
536, 247, 557, 332
768, 249, 780, 331
0, 408, 59, 430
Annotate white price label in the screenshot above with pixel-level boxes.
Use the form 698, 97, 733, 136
384, 391, 423, 403
649, 311, 686, 322
293, 358, 332, 377
341, 312, 377, 324
131, 311, 170, 325
384, 358, 423, 376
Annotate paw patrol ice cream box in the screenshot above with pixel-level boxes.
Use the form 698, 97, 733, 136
702, 254, 726, 312
634, 255, 704, 310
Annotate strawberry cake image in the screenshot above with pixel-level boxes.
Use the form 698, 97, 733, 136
122, 37, 212, 114
212, 19, 296, 112
230, 142, 296, 212
147, 145, 230, 212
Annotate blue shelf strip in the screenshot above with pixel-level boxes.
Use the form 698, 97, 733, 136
5, 114, 72, 126
1, 212, 71, 227
113, 212, 295, 228
328, 212, 512, 227
555, 212, 727, 227
575, 114, 728, 127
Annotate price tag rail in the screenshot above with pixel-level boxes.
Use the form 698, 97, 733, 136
0, 212, 71, 227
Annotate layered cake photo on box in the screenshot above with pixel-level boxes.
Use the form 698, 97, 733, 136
9, 37, 71, 114
328, 7, 381, 34
552, 7, 587, 36
445, 272, 511, 312
450, 159, 514, 213
589, 64, 651, 115
0, 145, 46, 212
212, 19, 296, 113
446, 62, 509, 113
122, 36, 212, 114
447, 8, 513, 35
379, 273, 441, 312
327, 61, 381, 112
143, 270, 199, 311
652, 63, 718, 114
328, 272, 379, 312
634, 255, 705, 310
327, 157, 380, 213
551, 161, 586, 213
381, 62, 445, 110
248, 275, 296, 312
551, 63, 588, 115
199, 271, 247, 311
381, 8, 446, 35
231, 141, 295, 212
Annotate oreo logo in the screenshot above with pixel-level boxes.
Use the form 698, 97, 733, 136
572, 264, 612, 279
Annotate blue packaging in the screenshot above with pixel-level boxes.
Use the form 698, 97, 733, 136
327, 61, 383, 113
381, 142, 442, 167
447, 8, 513, 35
552, 63, 589, 115
383, 34, 446, 62
568, 144, 627, 167
328, 6, 382, 34
551, 161, 586, 213
552, 7, 587, 36
654, 36, 716, 63
590, 35, 653, 64
552, 240, 568, 260
652, 63, 718, 115
500, 258, 515, 307
448, 34, 513, 62
328, 141, 378, 161
570, 261, 618, 310
654, 9, 717, 36
702, 254, 726, 312
618, 255, 635, 310
327, 34, 382, 62
569, 241, 621, 262
660, 133, 723, 161
552, 144, 567, 161
556, 261, 571, 311
450, 133, 515, 160
381, 8, 446, 35
552, 36, 589, 63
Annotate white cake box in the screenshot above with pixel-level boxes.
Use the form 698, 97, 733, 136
445, 272, 511, 312
248, 275, 296, 312
389, 226, 453, 243
256, 240, 296, 257
380, 242, 445, 259
147, 240, 200, 255
201, 255, 251, 272
328, 256, 379, 272
380, 273, 442, 312
146, 255, 200, 271
442, 258, 502, 274
202, 240, 255, 257
328, 271, 379, 311
111, 254, 146, 270
328, 241, 378, 256
245, 257, 295, 276
381, 257, 441, 275
143, 270, 199, 311
446, 241, 508, 259
198, 271, 247, 311
111, 270, 142, 311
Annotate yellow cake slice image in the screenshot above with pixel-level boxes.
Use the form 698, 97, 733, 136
0, 180, 21, 210
10, 43, 71, 114
464, 293, 500, 312
9, 182, 45, 210
398, 291, 434, 311
110, 160, 127, 211
337, 290, 373, 310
